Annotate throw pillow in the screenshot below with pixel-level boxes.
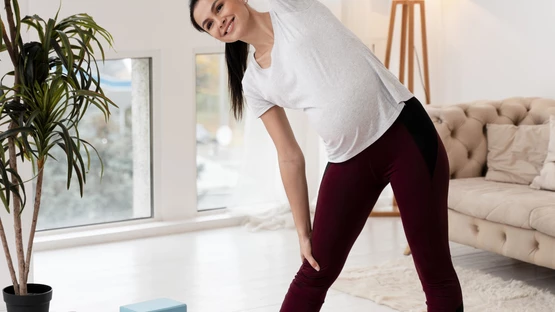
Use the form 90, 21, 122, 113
530, 115, 555, 191
485, 123, 550, 185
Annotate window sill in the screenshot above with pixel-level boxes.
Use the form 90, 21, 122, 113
34, 212, 245, 251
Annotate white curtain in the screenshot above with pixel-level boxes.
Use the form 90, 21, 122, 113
227, 105, 325, 231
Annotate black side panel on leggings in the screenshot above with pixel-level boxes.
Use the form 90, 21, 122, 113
398, 97, 439, 178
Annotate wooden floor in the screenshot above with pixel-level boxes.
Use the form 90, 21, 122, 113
32, 218, 555, 312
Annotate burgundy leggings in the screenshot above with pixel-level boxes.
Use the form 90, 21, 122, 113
280, 97, 463, 311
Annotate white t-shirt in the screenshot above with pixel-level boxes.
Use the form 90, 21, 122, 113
242, 0, 414, 163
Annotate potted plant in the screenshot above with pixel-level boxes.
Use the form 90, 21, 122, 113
0, 0, 116, 310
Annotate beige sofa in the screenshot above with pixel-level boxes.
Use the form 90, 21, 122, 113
425, 97, 555, 270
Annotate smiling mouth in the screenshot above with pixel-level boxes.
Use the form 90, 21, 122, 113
224, 17, 235, 36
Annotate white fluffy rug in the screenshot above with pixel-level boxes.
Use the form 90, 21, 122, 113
331, 256, 555, 312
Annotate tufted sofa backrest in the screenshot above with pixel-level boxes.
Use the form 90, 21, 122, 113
425, 97, 555, 179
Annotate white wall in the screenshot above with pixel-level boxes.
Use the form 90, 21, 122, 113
341, 0, 555, 105
438, 0, 555, 104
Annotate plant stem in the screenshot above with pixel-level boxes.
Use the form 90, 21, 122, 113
0, 15, 18, 294
4, 0, 17, 51
7, 121, 26, 295
24, 158, 43, 286
0, 218, 19, 294
4, 0, 25, 294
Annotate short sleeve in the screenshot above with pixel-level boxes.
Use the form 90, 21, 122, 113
269, 0, 315, 14
244, 90, 275, 118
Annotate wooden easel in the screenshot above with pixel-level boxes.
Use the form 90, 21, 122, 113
385, 0, 431, 103
370, 1, 431, 244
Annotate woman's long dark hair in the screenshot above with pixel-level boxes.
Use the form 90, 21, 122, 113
190, 0, 249, 120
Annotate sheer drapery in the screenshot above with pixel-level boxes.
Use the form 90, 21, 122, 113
227, 104, 325, 231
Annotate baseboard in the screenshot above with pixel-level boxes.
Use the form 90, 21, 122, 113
34, 213, 245, 251
374, 195, 394, 210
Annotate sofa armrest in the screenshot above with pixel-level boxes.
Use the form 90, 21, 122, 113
425, 104, 487, 179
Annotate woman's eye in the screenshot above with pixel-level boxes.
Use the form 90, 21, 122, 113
217, 4, 223, 12
207, 22, 213, 30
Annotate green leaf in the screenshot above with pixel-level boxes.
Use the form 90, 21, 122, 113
43, 141, 59, 159
21, 16, 46, 43
56, 123, 75, 190
0, 162, 27, 213
44, 18, 56, 52
21, 18, 40, 41
72, 160, 84, 197
56, 30, 74, 75
51, 39, 80, 92
81, 140, 91, 173
13, 138, 27, 162
69, 132, 86, 185
7, 168, 27, 211
80, 138, 103, 178
0, 127, 33, 141
13, 0, 22, 49
0, 161, 11, 212
0, 187, 9, 213
54, 0, 62, 21
56, 141, 72, 190
19, 132, 37, 161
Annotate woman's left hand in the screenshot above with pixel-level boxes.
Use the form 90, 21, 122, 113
299, 235, 320, 271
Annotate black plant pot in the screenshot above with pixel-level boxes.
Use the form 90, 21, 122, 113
2, 284, 52, 312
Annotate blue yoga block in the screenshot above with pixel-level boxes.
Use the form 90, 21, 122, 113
120, 298, 187, 312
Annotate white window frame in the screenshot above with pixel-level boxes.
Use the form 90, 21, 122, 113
34, 47, 243, 251
193, 46, 239, 212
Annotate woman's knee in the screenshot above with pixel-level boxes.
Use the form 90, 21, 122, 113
294, 260, 342, 288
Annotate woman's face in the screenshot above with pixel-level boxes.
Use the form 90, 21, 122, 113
193, 0, 250, 43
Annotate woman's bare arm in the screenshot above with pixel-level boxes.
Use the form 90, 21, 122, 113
260, 106, 311, 238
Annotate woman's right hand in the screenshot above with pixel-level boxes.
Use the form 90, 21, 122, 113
299, 235, 320, 271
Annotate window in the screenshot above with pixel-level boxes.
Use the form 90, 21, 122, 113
195, 53, 245, 211
37, 58, 153, 231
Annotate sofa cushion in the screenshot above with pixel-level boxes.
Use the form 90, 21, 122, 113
530, 207, 555, 237
531, 115, 555, 191
448, 177, 555, 233
426, 97, 555, 179
485, 123, 550, 185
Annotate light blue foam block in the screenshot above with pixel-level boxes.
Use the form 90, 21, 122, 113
120, 298, 187, 312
